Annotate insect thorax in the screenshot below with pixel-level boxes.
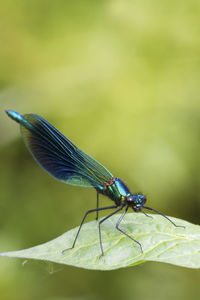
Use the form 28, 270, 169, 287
99, 177, 131, 205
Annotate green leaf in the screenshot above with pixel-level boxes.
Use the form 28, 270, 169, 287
0, 213, 199, 270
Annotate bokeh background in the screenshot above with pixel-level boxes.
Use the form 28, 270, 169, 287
0, 1, 200, 299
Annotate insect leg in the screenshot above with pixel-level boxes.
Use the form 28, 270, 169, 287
116, 206, 143, 253
143, 206, 185, 229
98, 205, 124, 258
142, 211, 153, 219
96, 192, 99, 221
62, 205, 118, 254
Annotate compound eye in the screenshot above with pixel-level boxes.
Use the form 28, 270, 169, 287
142, 195, 147, 203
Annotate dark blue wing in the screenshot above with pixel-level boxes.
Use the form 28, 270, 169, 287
19, 113, 113, 188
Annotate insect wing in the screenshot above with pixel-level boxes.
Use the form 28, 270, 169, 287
20, 114, 113, 188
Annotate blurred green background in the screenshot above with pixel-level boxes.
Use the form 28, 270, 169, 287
0, 0, 200, 299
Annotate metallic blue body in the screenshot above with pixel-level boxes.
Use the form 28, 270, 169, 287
6, 110, 146, 210
98, 177, 131, 205
114, 178, 130, 197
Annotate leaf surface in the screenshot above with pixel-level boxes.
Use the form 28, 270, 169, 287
0, 214, 199, 270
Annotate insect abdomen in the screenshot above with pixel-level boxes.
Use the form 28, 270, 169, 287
6, 110, 33, 130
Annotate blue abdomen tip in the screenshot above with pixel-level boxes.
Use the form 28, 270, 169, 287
6, 110, 23, 123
